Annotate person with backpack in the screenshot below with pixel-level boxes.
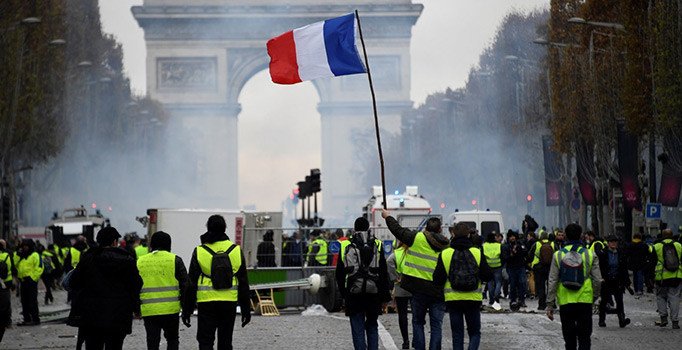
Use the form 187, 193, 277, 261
183, 214, 251, 349
433, 222, 492, 350
482, 233, 503, 310
138, 231, 189, 350
16, 239, 43, 326
382, 209, 449, 350
650, 228, 681, 329
625, 232, 652, 297
528, 232, 555, 311
596, 235, 631, 328
0, 239, 14, 342
38, 244, 58, 305
546, 223, 602, 350
387, 240, 412, 349
335, 217, 391, 350
503, 230, 528, 311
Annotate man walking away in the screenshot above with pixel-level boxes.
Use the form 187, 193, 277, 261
0, 239, 14, 342
503, 230, 528, 310
546, 224, 601, 350
482, 233, 503, 310
434, 223, 492, 350
256, 230, 276, 267
282, 231, 305, 267
387, 240, 412, 349
528, 232, 555, 310
625, 233, 651, 297
307, 230, 328, 267
39, 244, 59, 305
382, 209, 449, 350
16, 239, 43, 326
69, 227, 142, 349
596, 236, 631, 328
651, 228, 682, 329
138, 231, 189, 350
336, 217, 391, 350
184, 215, 251, 350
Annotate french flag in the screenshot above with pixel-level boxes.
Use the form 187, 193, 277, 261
267, 13, 367, 85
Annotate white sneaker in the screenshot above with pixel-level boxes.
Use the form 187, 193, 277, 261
492, 302, 502, 311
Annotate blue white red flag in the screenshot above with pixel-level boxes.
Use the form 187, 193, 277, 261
267, 13, 367, 84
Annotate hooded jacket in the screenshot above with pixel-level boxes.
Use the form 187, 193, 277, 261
68, 246, 142, 333
385, 216, 450, 299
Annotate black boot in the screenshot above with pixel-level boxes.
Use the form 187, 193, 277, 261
673, 321, 680, 330
618, 313, 630, 328
656, 316, 668, 327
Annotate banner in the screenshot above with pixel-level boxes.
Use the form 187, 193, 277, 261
542, 136, 563, 206
658, 135, 682, 206
575, 141, 597, 205
617, 122, 641, 210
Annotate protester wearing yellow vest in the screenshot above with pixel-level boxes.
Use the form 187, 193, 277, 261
387, 240, 412, 349
433, 222, 493, 350
306, 230, 328, 266
528, 232, 556, 311
138, 231, 189, 350
383, 209, 450, 350
65, 236, 88, 272
134, 236, 148, 260
482, 234, 504, 309
0, 239, 14, 338
184, 215, 251, 350
651, 229, 682, 329
546, 224, 602, 350
16, 239, 44, 326
40, 247, 57, 305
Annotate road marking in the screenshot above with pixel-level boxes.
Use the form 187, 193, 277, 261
323, 314, 398, 350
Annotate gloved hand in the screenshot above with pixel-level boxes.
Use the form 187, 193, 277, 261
182, 314, 191, 328
241, 313, 251, 328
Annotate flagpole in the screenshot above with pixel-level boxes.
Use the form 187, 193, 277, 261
355, 10, 388, 210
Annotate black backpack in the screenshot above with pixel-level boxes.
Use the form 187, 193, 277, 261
448, 248, 480, 292
201, 244, 238, 290
662, 242, 680, 272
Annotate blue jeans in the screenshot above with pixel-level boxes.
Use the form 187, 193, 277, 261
487, 268, 503, 303
349, 312, 379, 350
449, 303, 481, 350
411, 293, 445, 350
632, 269, 644, 294
507, 266, 526, 304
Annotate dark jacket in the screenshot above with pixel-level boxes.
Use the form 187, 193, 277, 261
625, 240, 651, 272
335, 238, 391, 316
282, 239, 305, 267
183, 231, 251, 317
596, 248, 630, 290
503, 240, 527, 268
256, 241, 276, 267
385, 216, 449, 299
433, 237, 493, 308
68, 247, 142, 334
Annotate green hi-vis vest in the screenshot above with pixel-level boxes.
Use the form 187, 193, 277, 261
53, 245, 65, 265
17, 252, 44, 282
394, 246, 407, 275
41, 250, 56, 270
531, 240, 555, 268
70, 247, 82, 268
339, 239, 351, 263
441, 247, 483, 301
196, 240, 241, 302
554, 244, 594, 306
307, 238, 328, 265
482, 242, 502, 268
0, 252, 12, 282
138, 250, 180, 317
589, 240, 604, 253
402, 232, 440, 282
653, 239, 682, 281
135, 245, 149, 260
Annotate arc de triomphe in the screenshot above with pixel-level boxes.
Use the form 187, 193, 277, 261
133, 0, 422, 221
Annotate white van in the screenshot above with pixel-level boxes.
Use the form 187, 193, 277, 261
447, 210, 505, 241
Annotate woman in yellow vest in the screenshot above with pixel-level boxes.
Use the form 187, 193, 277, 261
16, 239, 44, 326
433, 223, 493, 350
138, 231, 189, 350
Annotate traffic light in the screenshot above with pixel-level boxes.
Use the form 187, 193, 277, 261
297, 180, 311, 199
526, 194, 533, 202
310, 168, 321, 193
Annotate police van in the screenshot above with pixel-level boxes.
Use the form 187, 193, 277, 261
447, 209, 505, 241
46, 206, 110, 244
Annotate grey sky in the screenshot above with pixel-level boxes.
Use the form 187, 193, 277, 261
99, 0, 549, 212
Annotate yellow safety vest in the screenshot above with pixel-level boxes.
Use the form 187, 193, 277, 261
482, 242, 502, 268
135, 245, 148, 260
532, 240, 555, 268
554, 244, 594, 306
196, 240, 241, 302
653, 239, 682, 281
17, 252, 44, 282
394, 246, 407, 275
69, 247, 82, 268
588, 240, 604, 253
41, 250, 56, 270
441, 247, 483, 301
402, 232, 440, 282
0, 252, 12, 283
307, 238, 328, 265
138, 250, 181, 317
339, 239, 351, 263
52, 245, 64, 265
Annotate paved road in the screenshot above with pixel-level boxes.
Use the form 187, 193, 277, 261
1, 288, 679, 349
